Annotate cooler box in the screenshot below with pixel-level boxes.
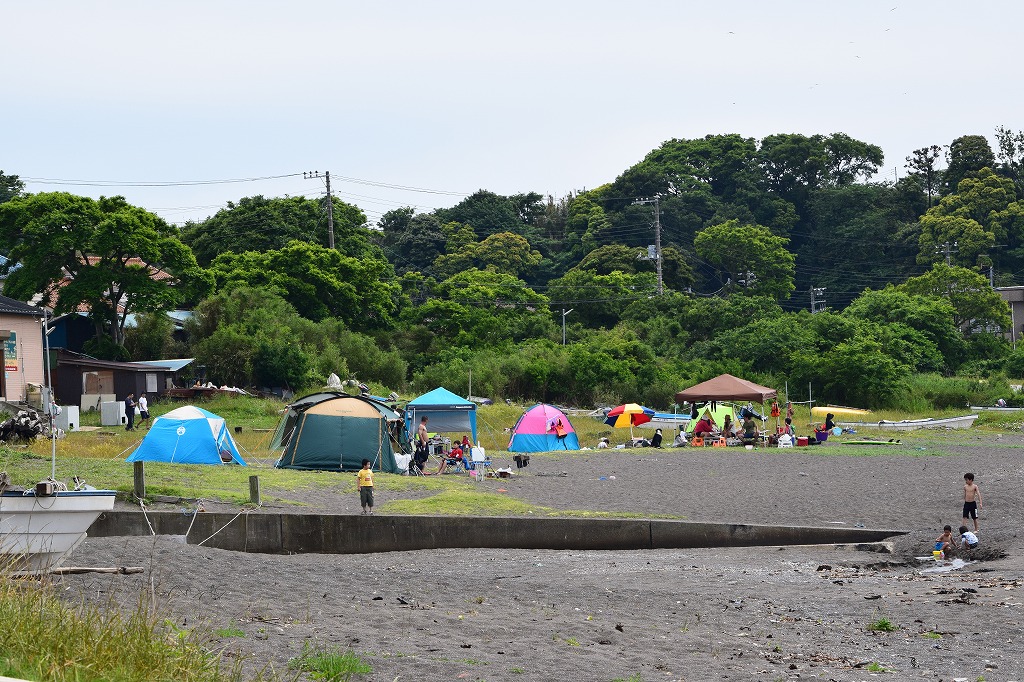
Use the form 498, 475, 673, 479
100, 401, 127, 426
55, 405, 80, 432
796, 436, 809, 447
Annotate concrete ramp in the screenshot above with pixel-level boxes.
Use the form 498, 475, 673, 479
89, 511, 904, 555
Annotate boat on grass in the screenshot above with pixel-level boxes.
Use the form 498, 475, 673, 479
0, 486, 117, 572
811, 405, 871, 419
836, 414, 979, 431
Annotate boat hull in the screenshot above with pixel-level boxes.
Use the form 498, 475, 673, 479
811, 406, 871, 419
0, 490, 117, 572
836, 414, 979, 431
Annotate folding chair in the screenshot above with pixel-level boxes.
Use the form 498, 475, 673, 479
470, 447, 493, 480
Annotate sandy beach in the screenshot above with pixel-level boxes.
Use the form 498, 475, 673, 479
65, 434, 1024, 681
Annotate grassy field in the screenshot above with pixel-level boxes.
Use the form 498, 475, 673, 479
0, 394, 1017, 512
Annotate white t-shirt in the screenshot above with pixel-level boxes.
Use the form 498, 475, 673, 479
960, 531, 979, 548
138, 396, 148, 412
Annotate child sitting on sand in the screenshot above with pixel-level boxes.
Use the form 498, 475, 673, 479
934, 525, 954, 559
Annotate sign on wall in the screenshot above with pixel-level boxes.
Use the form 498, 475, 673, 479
3, 331, 16, 373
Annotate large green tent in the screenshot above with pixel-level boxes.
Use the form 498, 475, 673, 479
272, 392, 408, 473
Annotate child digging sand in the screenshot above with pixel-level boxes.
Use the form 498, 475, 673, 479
934, 525, 955, 559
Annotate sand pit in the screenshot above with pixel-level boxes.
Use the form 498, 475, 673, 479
65, 437, 1024, 681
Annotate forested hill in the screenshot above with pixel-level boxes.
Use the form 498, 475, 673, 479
2, 129, 1024, 410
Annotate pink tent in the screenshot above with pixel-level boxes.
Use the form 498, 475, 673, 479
508, 404, 580, 452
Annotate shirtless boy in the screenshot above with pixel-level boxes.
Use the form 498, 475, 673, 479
962, 472, 982, 533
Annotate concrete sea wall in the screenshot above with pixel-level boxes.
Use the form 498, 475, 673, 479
89, 511, 904, 555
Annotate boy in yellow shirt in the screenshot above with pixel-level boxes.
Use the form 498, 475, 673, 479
357, 459, 374, 515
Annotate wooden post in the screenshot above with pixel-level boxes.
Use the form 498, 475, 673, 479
249, 475, 261, 506
133, 461, 145, 499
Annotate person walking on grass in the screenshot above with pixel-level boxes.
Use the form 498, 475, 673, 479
963, 472, 983, 532
357, 459, 374, 515
137, 393, 150, 429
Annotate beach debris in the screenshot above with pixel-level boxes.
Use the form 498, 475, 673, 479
614, 623, 624, 632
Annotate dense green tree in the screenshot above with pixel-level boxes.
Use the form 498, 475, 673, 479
800, 183, 923, 308
180, 195, 375, 266
995, 125, 1024, 197
845, 285, 967, 370
123, 312, 183, 361
208, 240, 398, 328
473, 232, 543, 278
0, 192, 211, 353
693, 220, 795, 298
942, 135, 995, 195
0, 170, 23, 204
433, 190, 525, 240
547, 269, 658, 329
916, 168, 1020, 268
899, 264, 1011, 334
376, 208, 446, 275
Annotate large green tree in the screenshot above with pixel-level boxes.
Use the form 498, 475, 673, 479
0, 170, 23, 204
899, 263, 1011, 334
692, 220, 795, 299
0, 192, 211, 352
208, 240, 399, 329
180, 195, 376, 266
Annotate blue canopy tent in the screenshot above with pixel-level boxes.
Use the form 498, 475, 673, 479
404, 387, 478, 444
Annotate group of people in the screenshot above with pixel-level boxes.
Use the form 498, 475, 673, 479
412, 416, 473, 471
933, 473, 983, 559
690, 408, 762, 445
123, 392, 150, 431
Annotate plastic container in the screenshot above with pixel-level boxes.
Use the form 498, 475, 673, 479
932, 550, 943, 561
797, 436, 809, 447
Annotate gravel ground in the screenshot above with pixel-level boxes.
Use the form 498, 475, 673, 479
64, 434, 1024, 681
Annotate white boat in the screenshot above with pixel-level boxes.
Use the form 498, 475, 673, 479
0, 487, 116, 572
836, 414, 979, 431
0, 312, 118, 573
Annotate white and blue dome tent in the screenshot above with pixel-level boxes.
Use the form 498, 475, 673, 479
403, 387, 478, 444
127, 405, 246, 465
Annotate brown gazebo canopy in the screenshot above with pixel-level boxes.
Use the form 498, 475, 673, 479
674, 373, 777, 404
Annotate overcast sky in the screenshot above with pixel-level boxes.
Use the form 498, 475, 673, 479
4, 0, 1020, 227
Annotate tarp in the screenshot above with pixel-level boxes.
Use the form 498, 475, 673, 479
127, 405, 245, 465
675, 373, 777, 404
404, 387, 478, 443
508, 404, 580, 452
272, 393, 405, 473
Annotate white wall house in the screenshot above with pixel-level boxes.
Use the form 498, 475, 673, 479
0, 295, 45, 402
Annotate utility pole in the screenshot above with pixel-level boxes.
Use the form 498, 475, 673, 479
936, 240, 958, 266
561, 308, 574, 346
304, 170, 335, 249
633, 197, 663, 295
810, 287, 826, 314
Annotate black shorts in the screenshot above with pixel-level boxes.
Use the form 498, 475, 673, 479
963, 501, 977, 519
140, 410, 150, 419
360, 488, 374, 507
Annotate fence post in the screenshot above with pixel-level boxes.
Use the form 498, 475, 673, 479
249, 475, 261, 506
133, 461, 145, 499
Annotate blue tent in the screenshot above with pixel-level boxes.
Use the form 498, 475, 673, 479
404, 387, 477, 443
127, 405, 246, 465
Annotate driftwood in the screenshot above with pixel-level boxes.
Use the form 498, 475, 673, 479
49, 566, 145, 575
